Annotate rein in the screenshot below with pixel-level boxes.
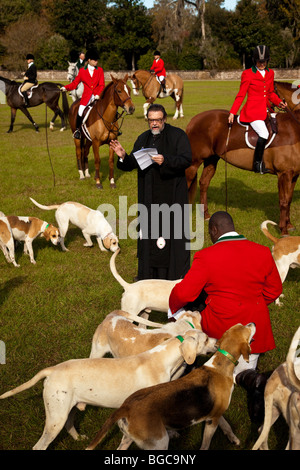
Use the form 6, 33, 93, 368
274, 83, 300, 126
95, 83, 130, 136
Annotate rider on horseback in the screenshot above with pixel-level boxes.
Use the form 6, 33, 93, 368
61, 49, 105, 139
228, 45, 287, 174
21, 54, 37, 107
150, 51, 167, 94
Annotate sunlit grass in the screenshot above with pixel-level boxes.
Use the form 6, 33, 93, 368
0, 80, 298, 450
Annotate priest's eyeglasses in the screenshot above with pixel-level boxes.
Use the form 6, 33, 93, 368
148, 118, 164, 123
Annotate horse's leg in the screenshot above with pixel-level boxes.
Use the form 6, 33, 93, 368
170, 91, 184, 120
49, 109, 59, 131
199, 155, 220, 220
143, 99, 153, 119
19, 107, 39, 132
108, 146, 116, 188
75, 139, 85, 180
7, 108, 17, 133
277, 170, 298, 234
83, 142, 91, 178
92, 140, 103, 189
186, 163, 202, 204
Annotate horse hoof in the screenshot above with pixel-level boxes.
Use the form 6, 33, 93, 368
96, 183, 103, 190
110, 183, 116, 189
60, 127, 66, 132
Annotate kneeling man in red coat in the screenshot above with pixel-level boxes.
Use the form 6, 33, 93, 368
169, 211, 282, 423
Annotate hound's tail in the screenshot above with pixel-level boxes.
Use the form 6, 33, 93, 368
115, 310, 164, 328
260, 220, 279, 244
86, 408, 126, 450
30, 197, 60, 211
286, 326, 300, 389
0, 367, 54, 400
110, 248, 130, 289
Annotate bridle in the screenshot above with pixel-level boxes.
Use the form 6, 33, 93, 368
95, 80, 132, 136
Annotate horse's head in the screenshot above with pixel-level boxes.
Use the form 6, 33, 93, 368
67, 62, 78, 82
128, 73, 140, 96
111, 74, 135, 115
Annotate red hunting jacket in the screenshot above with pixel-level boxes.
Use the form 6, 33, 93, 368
169, 235, 282, 353
64, 65, 105, 106
150, 58, 166, 77
230, 66, 282, 122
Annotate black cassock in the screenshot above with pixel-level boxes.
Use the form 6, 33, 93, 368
117, 123, 192, 280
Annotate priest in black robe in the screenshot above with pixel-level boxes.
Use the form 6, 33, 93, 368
110, 104, 192, 281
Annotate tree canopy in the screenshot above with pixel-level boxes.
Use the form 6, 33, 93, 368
0, 0, 299, 71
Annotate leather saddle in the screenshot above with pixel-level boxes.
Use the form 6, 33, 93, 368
237, 114, 278, 149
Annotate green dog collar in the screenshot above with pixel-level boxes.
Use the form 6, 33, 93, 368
217, 348, 238, 366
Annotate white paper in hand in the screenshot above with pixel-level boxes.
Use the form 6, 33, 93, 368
133, 147, 158, 170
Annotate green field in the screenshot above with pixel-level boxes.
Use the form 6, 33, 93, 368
0, 80, 299, 451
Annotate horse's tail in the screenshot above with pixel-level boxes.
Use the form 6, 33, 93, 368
56, 83, 70, 123
260, 220, 279, 244
30, 197, 60, 211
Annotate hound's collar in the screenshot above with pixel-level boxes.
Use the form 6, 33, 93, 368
176, 335, 184, 343
185, 320, 195, 329
217, 348, 239, 366
42, 222, 50, 232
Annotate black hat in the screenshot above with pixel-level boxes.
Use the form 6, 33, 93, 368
86, 48, 99, 61
26, 53, 34, 60
252, 45, 270, 63
154, 50, 160, 56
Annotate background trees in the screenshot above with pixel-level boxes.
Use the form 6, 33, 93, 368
0, 0, 299, 71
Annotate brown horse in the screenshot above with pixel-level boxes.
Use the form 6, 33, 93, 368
274, 80, 300, 112
185, 109, 300, 234
129, 70, 184, 120
0, 76, 69, 133
69, 74, 135, 189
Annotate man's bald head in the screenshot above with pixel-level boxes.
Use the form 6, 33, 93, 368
208, 211, 235, 243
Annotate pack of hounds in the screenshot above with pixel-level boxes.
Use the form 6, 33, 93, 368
0, 198, 299, 450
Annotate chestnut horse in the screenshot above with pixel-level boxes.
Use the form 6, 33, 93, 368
68, 74, 135, 189
274, 80, 300, 112
129, 70, 184, 120
185, 109, 300, 234
0, 76, 69, 133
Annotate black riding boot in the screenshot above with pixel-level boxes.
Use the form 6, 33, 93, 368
73, 114, 83, 139
161, 79, 166, 93
253, 137, 270, 174
22, 91, 29, 107
235, 369, 268, 424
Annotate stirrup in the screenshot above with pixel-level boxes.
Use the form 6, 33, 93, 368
73, 128, 81, 139
253, 161, 271, 174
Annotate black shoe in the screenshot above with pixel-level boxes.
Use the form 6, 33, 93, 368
22, 92, 29, 107
73, 128, 81, 139
235, 369, 268, 424
253, 161, 271, 174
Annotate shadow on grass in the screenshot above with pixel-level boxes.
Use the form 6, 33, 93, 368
201, 177, 300, 224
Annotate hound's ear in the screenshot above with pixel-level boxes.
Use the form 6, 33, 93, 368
103, 237, 110, 250
240, 342, 251, 363
180, 336, 197, 365
124, 74, 128, 82
42, 229, 50, 241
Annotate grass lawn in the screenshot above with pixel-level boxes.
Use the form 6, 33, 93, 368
0, 79, 299, 451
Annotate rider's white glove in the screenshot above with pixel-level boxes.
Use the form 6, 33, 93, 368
60, 86, 66, 92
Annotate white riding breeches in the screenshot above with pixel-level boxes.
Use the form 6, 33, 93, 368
78, 95, 95, 116
250, 120, 269, 139
233, 353, 259, 376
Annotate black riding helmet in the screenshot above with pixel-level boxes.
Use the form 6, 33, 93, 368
252, 45, 270, 64
26, 53, 34, 60
85, 49, 99, 61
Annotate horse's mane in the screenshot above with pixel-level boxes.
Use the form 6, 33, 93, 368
99, 80, 114, 100
274, 80, 293, 90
